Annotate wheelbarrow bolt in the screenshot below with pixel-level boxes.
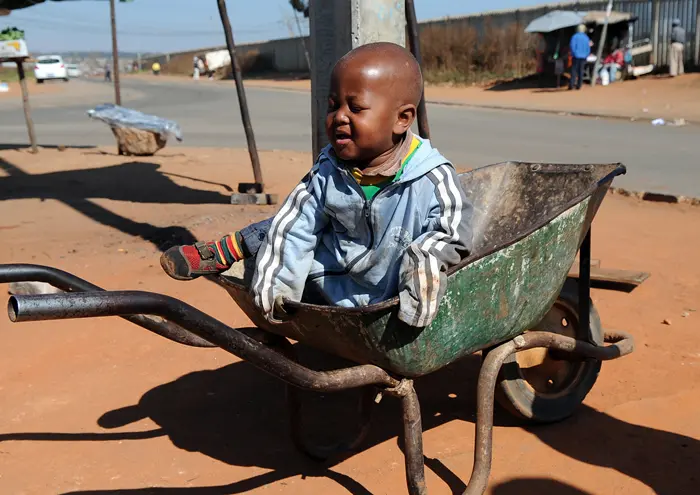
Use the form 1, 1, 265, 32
384, 378, 413, 398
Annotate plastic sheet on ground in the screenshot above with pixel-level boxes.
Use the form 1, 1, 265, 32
87, 104, 183, 142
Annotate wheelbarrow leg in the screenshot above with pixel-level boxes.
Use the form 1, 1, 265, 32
463, 342, 514, 495
463, 329, 635, 495
397, 380, 427, 495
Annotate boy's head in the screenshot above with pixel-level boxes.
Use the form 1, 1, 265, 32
326, 42, 423, 163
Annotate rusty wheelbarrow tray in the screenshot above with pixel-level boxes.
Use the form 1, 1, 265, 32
0, 161, 635, 495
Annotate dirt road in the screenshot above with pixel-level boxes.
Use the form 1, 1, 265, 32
0, 147, 698, 494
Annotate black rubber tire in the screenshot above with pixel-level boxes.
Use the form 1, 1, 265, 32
36, 79, 44, 84
63, 78, 69, 82
492, 281, 604, 424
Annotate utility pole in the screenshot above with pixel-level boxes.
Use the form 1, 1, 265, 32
651, 0, 661, 65
695, 0, 700, 66
216, 0, 271, 204
109, 0, 121, 105
405, 0, 430, 139
16, 59, 37, 153
591, 0, 613, 88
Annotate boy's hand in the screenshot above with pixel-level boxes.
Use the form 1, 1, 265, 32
271, 295, 291, 323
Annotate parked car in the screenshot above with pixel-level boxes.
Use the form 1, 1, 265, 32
65, 64, 82, 78
34, 55, 68, 83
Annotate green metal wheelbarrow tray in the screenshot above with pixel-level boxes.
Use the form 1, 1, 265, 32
0, 161, 635, 495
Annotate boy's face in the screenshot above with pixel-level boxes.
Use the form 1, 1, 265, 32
325, 65, 404, 163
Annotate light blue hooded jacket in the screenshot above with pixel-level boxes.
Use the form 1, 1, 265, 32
251, 137, 473, 327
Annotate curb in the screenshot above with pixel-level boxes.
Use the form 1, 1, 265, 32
609, 187, 700, 206
427, 99, 695, 126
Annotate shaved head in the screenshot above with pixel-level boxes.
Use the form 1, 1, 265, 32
325, 42, 423, 165
334, 42, 424, 107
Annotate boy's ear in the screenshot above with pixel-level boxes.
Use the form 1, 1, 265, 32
393, 104, 417, 135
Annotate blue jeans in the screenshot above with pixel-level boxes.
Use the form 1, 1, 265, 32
239, 217, 273, 258
570, 58, 586, 89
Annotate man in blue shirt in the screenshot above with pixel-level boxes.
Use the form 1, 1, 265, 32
569, 24, 591, 90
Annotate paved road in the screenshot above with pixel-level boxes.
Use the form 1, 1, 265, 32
1, 78, 697, 197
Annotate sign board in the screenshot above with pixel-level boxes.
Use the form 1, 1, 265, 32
0, 39, 29, 60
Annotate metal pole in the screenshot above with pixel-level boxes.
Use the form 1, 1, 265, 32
293, 8, 311, 72
651, 0, 661, 65
579, 229, 591, 342
16, 59, 37, 153
405, 0, 430, 139
216, 0, 264, 191
109, 0, 121, 105
591, 0, 613, 88
695, 0, 700, 66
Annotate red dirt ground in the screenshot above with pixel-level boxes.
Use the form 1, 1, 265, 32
0, 147, 698, 494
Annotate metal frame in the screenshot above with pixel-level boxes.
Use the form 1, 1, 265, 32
0, 262, 633, 495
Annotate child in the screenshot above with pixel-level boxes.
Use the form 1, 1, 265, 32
161, 42, 473, 327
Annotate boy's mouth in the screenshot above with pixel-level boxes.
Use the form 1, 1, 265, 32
334, 128, 352, 146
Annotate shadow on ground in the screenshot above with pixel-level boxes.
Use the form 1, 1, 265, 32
0, 154, 232, 252
6, 349, 484, 495
1, 343, 697, 495
486, 74, 563, 92
491, 478, 593, 494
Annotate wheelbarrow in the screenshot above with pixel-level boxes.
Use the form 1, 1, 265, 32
0, 161, 635, 495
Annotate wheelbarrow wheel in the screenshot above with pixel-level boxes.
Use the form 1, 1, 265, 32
492, 281, 603, 423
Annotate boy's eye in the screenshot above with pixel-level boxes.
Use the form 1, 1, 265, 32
327, 99, 338, 111
349, 104, 364, 113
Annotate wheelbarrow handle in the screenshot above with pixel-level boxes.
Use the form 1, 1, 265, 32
0, 263, 214, 348
7, 290, 401, 393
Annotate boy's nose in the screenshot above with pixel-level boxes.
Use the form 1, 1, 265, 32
334, 108, 350, 124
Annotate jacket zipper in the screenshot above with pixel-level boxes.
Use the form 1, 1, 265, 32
308, 171, 400, 281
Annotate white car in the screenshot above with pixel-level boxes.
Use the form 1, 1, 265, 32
65, 64, 82, 78
34, 55, 68, 83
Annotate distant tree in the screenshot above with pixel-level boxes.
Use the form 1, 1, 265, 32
289, 0, 309, 18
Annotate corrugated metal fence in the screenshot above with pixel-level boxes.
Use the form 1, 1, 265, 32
553, 0, 698, 66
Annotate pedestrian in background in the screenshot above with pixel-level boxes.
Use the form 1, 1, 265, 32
193, 56, 200, 80
669, 19, 685, 77
569, 24, 591, 90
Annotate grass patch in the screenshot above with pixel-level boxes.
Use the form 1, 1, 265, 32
0, 66, 35, 83
421, 19, 537, 86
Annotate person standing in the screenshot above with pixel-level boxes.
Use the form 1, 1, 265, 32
569, 24, 591, 90
193, 56, 200, 80
669, 19, 685, 77
104, 63, 111, 83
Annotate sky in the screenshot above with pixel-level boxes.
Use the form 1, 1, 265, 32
2, 0, 549, 54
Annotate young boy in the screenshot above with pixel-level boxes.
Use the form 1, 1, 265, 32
161, 42, 473, 327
